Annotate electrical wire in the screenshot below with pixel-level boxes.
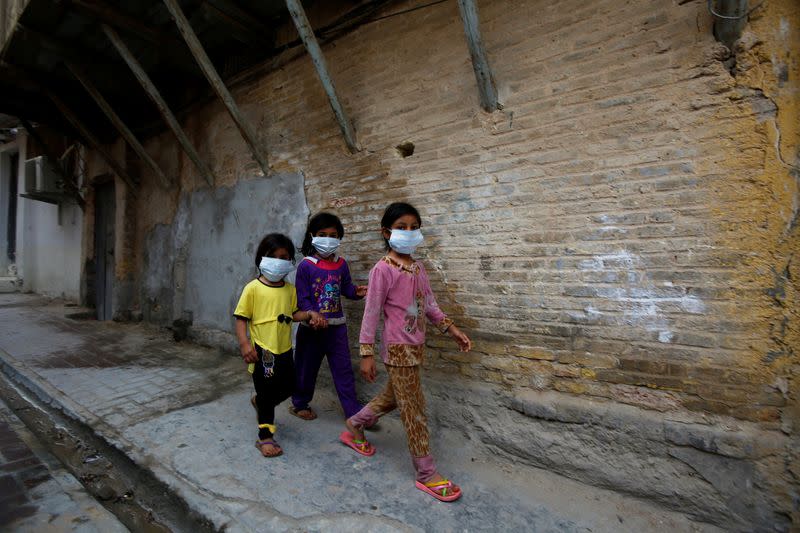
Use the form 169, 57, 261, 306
365, 0, 451, 25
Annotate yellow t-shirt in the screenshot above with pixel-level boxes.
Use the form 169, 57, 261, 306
233, 279, 298, 372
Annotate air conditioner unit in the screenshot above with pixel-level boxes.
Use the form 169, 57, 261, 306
24, 156, 62, 195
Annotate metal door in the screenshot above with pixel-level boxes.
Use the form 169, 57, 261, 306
94, 181, 115, 320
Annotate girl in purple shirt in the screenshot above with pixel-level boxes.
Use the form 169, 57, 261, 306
291, 213, 367, 421
340, 202, 472, 502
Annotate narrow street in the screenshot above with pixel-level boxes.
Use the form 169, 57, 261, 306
0, 293, 721, 532
1, 0, 798, 530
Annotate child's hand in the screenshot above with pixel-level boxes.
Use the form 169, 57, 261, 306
309, 311, 328, 329
240, 343, 258, 364
360, 357, 377, 383
448, 325, 472, 352
355, 285, 368, 298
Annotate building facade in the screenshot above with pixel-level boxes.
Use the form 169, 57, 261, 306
1, 0, 798, 529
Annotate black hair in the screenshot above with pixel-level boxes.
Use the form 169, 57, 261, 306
301, 212, 345, 256
381, 202, 422, 250
254, 233, 296, 269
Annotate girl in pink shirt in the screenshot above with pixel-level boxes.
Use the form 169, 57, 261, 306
339, 202, 471, 502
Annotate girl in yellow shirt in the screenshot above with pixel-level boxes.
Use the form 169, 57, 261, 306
234, 233, 324, 457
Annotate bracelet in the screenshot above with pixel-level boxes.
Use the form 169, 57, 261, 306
437, 317, 455, 334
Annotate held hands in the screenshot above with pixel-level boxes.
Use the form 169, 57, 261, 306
355, 285, 368, 298
448, 325, 472, 352
240, 342, 258, 364
360, 356, 377, 383
308, 311, 328, 329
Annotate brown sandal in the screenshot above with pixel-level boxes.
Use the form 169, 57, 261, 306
288, 405, 317, 420
255, 439, 283, 457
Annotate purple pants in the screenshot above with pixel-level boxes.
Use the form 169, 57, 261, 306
292, 324, 363, 418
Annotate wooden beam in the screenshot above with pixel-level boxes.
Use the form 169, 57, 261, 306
285, 0, 359, 153
16, 24, 133, 85
162, 0, 270, 177
19, 118, 87, 210
65, 62, 172, 189
200, 3, 255, 43
102, 23, 215, 186
0, 60, 136, 193
456, 0, 499, 112
46, 91, 138, 193
58, 0, 180, 47
203, 0, 271, 45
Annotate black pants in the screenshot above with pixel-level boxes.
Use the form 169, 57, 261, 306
252, 347, 295, 439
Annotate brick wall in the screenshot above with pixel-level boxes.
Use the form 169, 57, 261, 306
129, 0, 798, 428
96, 0, 800, 525
244, 0, 796, 425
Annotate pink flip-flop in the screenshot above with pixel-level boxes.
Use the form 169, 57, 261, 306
339, 430, 376, 456
415, 479, 462, 502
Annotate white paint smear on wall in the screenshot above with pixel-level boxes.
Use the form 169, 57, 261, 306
578, 249, 705, 343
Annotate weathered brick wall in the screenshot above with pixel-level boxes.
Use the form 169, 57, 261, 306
209, 0, 797, 425
129, 0, 799, 425
110, 0, 799, 526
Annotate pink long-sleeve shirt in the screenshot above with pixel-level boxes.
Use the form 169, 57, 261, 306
359, 256, 453, 366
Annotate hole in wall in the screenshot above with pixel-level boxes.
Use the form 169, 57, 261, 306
396, 141, 415, 158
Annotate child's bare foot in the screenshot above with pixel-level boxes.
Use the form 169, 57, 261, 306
255, 439, 283, 457
344, 418, 365, 441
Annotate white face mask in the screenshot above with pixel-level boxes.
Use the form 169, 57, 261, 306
388, 229, 424, 254
259, 257, 295, 282
311, 236, 340, 257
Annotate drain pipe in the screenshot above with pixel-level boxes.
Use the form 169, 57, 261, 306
708, 0, 750, 49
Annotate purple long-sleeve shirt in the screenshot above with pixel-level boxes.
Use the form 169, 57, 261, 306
359, 256, 453, 366
295, 255, 361, 325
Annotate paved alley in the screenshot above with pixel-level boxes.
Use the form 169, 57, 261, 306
0, 294, 719, 532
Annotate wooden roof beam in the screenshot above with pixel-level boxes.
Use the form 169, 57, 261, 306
162, 0, 270, 177
57, 0, 181, 47
203, 0, 272, 45
285, 0, 359, 153
102, 23, 215, 187
48, 91, 138, 193
16, 24, 133, 85
0, 60, 137, 192
456, 0, 500, 112
65, 61, 172, 189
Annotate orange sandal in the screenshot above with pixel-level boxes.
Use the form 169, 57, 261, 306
415, 479, 462, 502
339, 430, 376, 456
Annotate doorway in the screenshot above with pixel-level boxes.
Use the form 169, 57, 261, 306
5, 152, 17, 266
94, 181, 115, 320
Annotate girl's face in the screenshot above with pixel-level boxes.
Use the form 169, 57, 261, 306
269, 247, 291, 261
314, 226, 340, 239
382, 214, 420, 240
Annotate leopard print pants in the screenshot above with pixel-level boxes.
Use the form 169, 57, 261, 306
366, 364, 430, 457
